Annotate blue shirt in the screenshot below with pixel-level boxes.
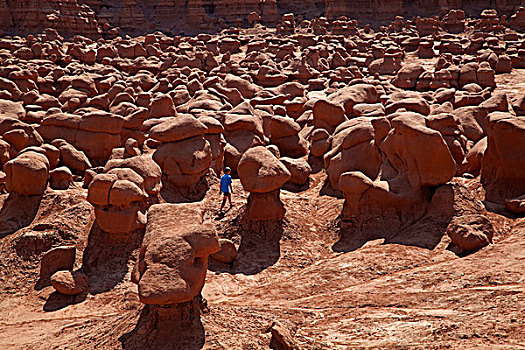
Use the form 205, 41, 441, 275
220, 174, 232, 193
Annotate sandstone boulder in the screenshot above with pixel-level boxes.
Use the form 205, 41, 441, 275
152, 135, 212, 188
4, 150, 49, 196
447, 215, 494, 252
238, 146, 291, 193
338, 113, 456, 235
49, 166, 73, 190
211, 239, 237, 263
149, 115, 208, 143
51, 270, 89, 295
481, 113, 525, 204
88, 155, 161, 234
39, 246, 76, 282
280, 157, 312, 186
38, 112, 123, 165
131, 203, 220, 304
324, 117, 381, 190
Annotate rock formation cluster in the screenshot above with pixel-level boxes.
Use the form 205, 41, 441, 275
0, 3, 524, 348
0, 0, 523, 37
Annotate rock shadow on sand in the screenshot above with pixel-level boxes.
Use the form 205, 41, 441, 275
81, 222, 144, 295
209, 214, 283, 275
119, 298, 205, 350
43, 290, 88, 312
0, 193, 41, 239
159, 175, 210, 204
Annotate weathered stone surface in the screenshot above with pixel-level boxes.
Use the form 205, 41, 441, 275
337, 113, 456, 236
481, 113, 525, 204
447, 214, 494, 252
238, 146, 290, 193
5, 150, 49, 196
0, 0, 520, 37
211, 239, 237, 263
51, 270, 89, 295
131, 203, 220, 305
39, 246, 76, 282
88, 155, 161, 234
49, 166, 73, 190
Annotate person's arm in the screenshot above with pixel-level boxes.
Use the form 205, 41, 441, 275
229, 181, 233, 193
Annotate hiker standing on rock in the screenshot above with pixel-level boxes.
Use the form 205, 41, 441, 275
219, 167, 233, 214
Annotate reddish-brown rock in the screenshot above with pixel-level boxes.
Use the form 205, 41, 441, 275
4, 150, 49, 196
131, 203, 220, 305
39, 246, 76, 282
51, 270, 89, 295
481, 113, 525, 204
211, 239, 237, 263
238, 146, 291, 221
447, 214, 494, 252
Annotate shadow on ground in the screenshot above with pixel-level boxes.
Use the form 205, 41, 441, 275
43, 291, 88, 312
0, 193, 41, 239
81, 223, 144, 295
120, 299, 205, 350
210, 215, 283, 275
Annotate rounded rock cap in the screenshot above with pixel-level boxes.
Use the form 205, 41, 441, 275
237, 146, 291, 193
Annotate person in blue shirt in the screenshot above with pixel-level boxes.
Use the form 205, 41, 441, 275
219, 167, 233, 213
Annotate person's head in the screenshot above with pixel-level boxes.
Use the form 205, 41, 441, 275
224, 167, 231, 174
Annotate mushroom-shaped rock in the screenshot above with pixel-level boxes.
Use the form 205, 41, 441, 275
481, 113, 525, 204
104, 155, 162, 197
5, 150, 50, 196
150, 114, 212, 199
338, 113, 456, 236
238, 146, 291, 193
153, 136, 212, 188
87, 156, 160, 234
131, 203, 220, 305
88, 176, 147, 234
238, 146, 291, 221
